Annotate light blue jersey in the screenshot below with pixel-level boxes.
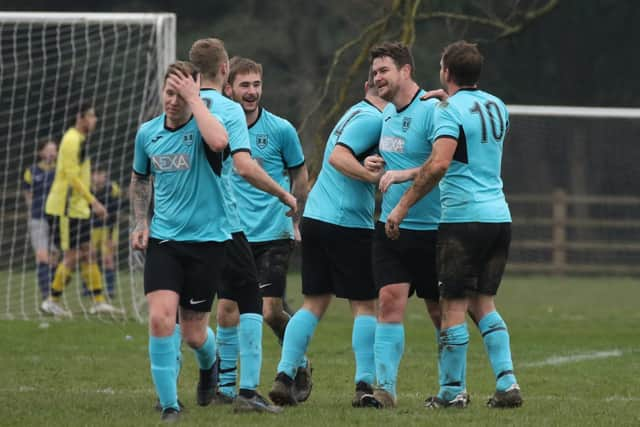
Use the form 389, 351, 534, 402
303, 100, 383, 229
200, 89, 251, 233
232, 108, 305, 242
133, 114, 230, 242
433, 88, 511, 223
379, 89, 440, 230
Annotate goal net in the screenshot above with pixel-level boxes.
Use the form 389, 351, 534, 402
0, 12, 175, 320
503, 105, 640, 276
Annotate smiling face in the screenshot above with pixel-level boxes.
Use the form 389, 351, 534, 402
227, 71, 262, 114
372, 56, 405, 102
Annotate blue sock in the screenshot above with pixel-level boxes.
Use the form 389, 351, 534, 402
104, 268, 115, 295
36, 262, 50, 298
436, 328, 444, 390
239, 313, 263, 391
352, 315, 376, 386
479, 311, 517, 391
216, 325, 238, 397
277, 309, 318, 379
193, 327, 216, 370
149, 335, 179, 410
172, 324, 182, 382
374, 322, 404, 397
438, 323, 469, 401
437, 327, 467, 391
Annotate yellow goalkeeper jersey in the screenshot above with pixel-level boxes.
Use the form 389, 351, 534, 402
45, 127, 95, 219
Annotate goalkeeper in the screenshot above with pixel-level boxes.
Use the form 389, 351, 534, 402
41, 101, 121, 317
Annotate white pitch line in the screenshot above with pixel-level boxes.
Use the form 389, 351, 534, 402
521, 350, 623, 368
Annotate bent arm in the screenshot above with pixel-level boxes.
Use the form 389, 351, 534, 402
395, 137, 456, 211
329, 144, 380, 183
233, 151, 290, 199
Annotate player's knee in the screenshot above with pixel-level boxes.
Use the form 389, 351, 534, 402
216, 299, 239, 326
182, 327, 207, 349
148, 311, 175, 336
378, 287, 405, 322
35, 249, 49, 263
262, 298, 281, 324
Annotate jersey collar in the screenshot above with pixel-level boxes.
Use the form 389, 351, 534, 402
247, 106, 263, 129
396, 88, 422, 113
164, 115, 193, 132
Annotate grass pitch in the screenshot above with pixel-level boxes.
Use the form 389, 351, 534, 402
1, 275, 639, 426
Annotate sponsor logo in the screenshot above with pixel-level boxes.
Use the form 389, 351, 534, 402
402, 117, 412, 132
189, 298, 206, 305
379, 135, 406, 153
151, 135, 163, 143
258, 282, 273, 289
151, 153, 191, 172
256, 134, 268, 149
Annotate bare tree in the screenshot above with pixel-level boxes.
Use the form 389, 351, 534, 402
300, 0, 560, 175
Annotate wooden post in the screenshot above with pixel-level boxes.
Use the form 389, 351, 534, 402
551, 189, 567, 275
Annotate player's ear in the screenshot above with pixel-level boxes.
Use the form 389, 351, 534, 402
223, 83, 232, 97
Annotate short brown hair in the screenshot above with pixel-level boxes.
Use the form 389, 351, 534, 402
369, 41, 415, 77
441, 41, 483, 86
228, 56, 263, 85
189, 38, 228, 80
77, 100, 94, 117
163, 61, 196, 84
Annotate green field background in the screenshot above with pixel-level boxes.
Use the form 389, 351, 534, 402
1, 275, 639, 426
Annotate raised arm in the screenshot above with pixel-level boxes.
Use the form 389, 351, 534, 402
166, 72, 228, 152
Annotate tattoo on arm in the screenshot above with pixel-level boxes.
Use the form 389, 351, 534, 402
130, 174, 151, 231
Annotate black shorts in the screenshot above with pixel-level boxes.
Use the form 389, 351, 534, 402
437, 222, 511, 299
372, 222, 439, 301
50, 216, 91, 251
217, 232, 262, 314
300, 217, 376, 301
144, 238, 226, 312
250, 239, 293, 298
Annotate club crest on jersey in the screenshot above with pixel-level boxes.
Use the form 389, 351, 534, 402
402, 117, 412, 132
257, 134, 268, 149
182, 132, 194, 146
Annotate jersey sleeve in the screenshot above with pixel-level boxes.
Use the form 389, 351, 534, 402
60, 134, 95, 203
132, 128, 150, 176
280, 121, 305, 169
23, 168, 32, 190
336, 111, 382, 157
433, 102, 461, 141
226, 105, 251, 154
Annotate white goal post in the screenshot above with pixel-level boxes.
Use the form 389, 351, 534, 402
0, 12, 175, 320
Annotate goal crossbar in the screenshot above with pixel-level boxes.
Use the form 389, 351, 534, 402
0, 12, 175, 24
508, 104, 640, 118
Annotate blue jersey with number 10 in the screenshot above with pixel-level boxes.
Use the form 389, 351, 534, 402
433, 88, 511, 223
